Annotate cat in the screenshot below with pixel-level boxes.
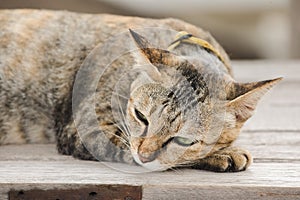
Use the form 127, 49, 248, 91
0, 9, 281, 172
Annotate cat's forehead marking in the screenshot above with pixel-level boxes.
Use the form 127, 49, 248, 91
176, 61, 209, 102
167, 61, 209, 115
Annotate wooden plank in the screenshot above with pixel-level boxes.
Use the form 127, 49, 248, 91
2, 185, 300, 200
238, 131, 300, 146
5, 161, 296, 187
8, 185, 142, 200
3, 185, 300, 200
235, 132, 300, 162
143, 186, 300, 200
235, 131, 300, 162
0, 158, 299, 186
0, 144, 71, 161
0, 144, 299, 186
242, 145, 300, 163
0, 161, 299, 199
0, 142, 298, 198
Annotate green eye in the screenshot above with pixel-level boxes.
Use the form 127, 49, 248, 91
174, 137, 195, 146
134, 109, 149, 126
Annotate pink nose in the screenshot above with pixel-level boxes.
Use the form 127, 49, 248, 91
138, 153, 156, 163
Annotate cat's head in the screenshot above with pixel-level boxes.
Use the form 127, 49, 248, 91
126, 29, 282, 171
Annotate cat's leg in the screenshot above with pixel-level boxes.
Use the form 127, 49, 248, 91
56, 120, 96, 160
56, 120, 135, 164
192, 146, 252, 172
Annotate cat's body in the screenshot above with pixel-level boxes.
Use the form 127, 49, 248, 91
0, 9, 280, 172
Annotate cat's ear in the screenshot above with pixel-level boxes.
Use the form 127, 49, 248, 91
227, 77, 282, 122
129, 29, 181, 67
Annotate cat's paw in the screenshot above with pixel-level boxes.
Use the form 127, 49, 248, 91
222, 149, 252, 172
193, 147, 252, 172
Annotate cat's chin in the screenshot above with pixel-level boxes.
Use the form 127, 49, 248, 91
131, 152, 167, 172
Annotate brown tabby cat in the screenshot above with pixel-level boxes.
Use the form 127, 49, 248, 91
0, 9, 281, 172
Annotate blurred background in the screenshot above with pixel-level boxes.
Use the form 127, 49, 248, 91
1, 0, 299, 59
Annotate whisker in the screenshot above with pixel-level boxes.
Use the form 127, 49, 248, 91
104, 104, 130, 139
104, 119, 127, 135
168, 166, 182, 174
112, 91, 129, 100
107, 132, 130, 148
118, 122, 130, 137
176, 162, 193, 168
115, 92, 131, 137
100, 118, 130, 148
164, 160, 194, 171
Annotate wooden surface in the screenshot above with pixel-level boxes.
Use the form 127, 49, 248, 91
0, 60, 299, 200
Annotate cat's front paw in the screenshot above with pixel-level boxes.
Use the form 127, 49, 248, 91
193, 147, 252, 172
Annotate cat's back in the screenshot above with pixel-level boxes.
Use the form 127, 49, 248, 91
0, 9, 231, 100
0, 9, 231, 145
0, 10, 231, 74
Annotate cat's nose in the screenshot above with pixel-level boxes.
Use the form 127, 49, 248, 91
138, 152, 156, 163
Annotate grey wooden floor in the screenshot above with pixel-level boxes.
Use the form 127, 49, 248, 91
0, 60, 299, 200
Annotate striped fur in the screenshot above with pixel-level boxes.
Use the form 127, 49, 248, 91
0, 9, 281, 172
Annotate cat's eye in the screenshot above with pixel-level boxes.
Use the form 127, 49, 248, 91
173, 136, 195, 146
134, 109, 149, 126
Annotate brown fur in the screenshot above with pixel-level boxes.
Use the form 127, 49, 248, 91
0, 9, 281, 172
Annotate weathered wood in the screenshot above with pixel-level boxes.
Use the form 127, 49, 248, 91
0, 142, 299, 199
0, 160, 299, 199
236, 131, 300, 162
0, 159, 299, 186
0, 144, 70, 161
143, 186, 300, 200
9, 185, 142, 200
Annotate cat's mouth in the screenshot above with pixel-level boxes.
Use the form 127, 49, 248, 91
129, 136, 168, 170
137, 151, 158, 163
131, 150, 167, 171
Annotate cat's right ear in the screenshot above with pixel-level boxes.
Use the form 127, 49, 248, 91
227, 77, 282, 122
129, 29, 181, 67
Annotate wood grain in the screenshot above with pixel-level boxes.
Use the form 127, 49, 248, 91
0, 160, 299, 199
9, 185, 142, 200
236, 131, 300, 162
0, 143, 299, 199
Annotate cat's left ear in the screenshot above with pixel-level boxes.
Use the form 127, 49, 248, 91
129, 29, 181, 67
227, 77, 282, 122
